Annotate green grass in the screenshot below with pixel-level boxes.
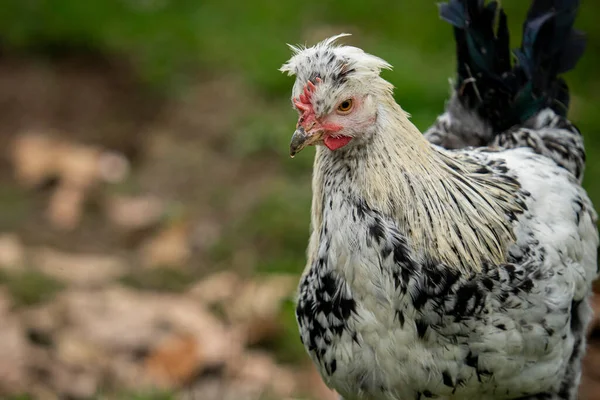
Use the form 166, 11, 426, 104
5, 390, 176, 400
0, 269, 64, 308
0, 184, 32, 231
112, 391, 175, 400
119, 267, 195, 293
271, 298, 311, 364
5, 395, 32, 400
209, 179, 312, 275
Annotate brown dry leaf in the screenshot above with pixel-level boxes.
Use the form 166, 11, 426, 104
226, 275, 296, 343
59, 287, 164, 352
48, 362, 100, 399
0, 233, 25, 271
60, 287, 241, 369
20, 300, 66, 339
108, 354, 150, 391
13, 135, 113, 190
32, 247, 127, 287
11, 133, 58, 188
55, 331, 106, 367
53, 142, 102, 189
138, 223, 191, 268
0, 316, 30, 394
159, 295, 244, 368
144, 332, 201, 388
232, 351, 297, 398
188, 271, 241, 305
46, 184, 86, 230
105, 194, 164, 231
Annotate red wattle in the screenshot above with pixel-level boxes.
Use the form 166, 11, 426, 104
324, 135, 352, 151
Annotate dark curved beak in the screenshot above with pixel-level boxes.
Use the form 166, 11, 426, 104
289, 126, 324, 158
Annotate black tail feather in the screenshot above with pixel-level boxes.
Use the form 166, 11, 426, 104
513, 0, 586, 120
439, 0, 514, 131
439, 0, 586, 133
439, 0, 511, 80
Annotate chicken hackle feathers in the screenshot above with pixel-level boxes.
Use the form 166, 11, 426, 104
281, 1, 597, 400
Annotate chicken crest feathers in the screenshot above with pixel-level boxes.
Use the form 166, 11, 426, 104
280, 34, 393, 100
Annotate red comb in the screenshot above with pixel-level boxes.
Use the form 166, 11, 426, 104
293, 78, 321, 113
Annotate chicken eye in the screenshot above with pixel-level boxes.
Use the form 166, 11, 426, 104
337, 99, 353, 113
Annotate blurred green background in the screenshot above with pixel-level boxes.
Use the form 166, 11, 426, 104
0, 1, 598, 399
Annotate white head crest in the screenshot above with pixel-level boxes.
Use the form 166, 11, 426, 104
280, 34, 393, 99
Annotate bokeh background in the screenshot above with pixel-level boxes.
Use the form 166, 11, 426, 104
0, 1, 599, 399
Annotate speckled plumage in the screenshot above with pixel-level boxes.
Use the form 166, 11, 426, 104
296, 141, 596, 400
425, 99, 586, 183
282, 3, 597, 400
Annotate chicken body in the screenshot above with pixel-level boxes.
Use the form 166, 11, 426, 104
296, 106, 597, 400
281, 2, 597, 399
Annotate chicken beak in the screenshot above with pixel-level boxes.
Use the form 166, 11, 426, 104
290, 126, 324, 158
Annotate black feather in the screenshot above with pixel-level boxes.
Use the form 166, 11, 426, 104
439, 0, 586, 133
512, 0, 586, 122
439, 0, 514, 131
439, 0, 468, 29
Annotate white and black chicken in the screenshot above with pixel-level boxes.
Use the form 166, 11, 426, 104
281, 0, 598, 399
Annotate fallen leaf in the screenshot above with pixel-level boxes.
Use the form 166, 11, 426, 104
0, 316, 30, 394
54, 142, 102, 189
11, 133, 58, 188
226, 275, 296, 343
138, 223, 191, 268
0, 233, 25, 271
105, 194, 164, 231
188, 271, 241, 305
232, 351, 297, 398
144, 332, 201, 388
32, 247, 127, 287
159, 295, 244, 368
46, 184, 86, 230
55, 331, 106, 367
59, 287, 164, 353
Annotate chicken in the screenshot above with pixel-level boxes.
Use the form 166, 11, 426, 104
280, 0, 598, 399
